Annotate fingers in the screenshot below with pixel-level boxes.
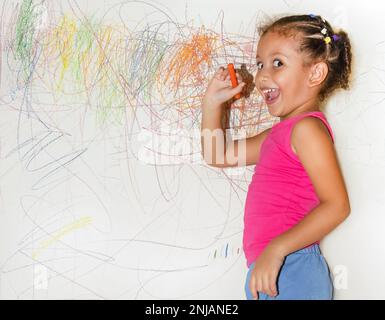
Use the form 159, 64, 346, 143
255, 277, 262, 300
215, 66, 242, 82
263, 273, 277, 297
219, 69, 229, 81
225, 71, 242, 82
228, 82, 245, 98
262, 274, 271, 297
210, 66, 245, 102
214, 67, 227, 81
249, 274, 258, 300
253, 272, 277, 298
269, 274, 278, 297
214, 67, 225, 80
251, 271, 279, 300
214, 66, 225, 75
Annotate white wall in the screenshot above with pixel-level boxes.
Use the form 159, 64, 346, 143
0, 0, 384, 299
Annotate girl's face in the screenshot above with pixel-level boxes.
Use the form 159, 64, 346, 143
255, 31, 317, 118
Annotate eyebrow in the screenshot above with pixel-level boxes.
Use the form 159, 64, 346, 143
256, 52, 289, 59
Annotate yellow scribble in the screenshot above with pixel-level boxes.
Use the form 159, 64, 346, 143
52, 15, 78, 88
32, 216, 93, 259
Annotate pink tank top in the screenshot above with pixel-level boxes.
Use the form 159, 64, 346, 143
243, 111, 335, 268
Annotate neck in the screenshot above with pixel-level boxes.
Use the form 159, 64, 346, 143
279, 98, 320, 121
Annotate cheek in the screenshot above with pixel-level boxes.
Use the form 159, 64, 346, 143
273, 73, 294, 95
275, 70, 307, 96
255, 72, 262, 84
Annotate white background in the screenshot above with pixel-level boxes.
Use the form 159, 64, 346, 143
0, 0, 384, 299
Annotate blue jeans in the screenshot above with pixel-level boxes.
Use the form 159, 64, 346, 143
245, 244, 334, 300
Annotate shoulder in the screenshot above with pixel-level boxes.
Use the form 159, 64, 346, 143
292, 116, 332, 142
291, 116, 334, 155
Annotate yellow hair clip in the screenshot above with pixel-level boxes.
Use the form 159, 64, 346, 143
324, 36, 331, 44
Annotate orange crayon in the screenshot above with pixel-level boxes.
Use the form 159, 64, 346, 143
227, 63, 242, 99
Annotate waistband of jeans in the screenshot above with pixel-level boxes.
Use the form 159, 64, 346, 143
291, 244, 321, 255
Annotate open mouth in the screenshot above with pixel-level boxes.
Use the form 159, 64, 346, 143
261, 88, 281, 105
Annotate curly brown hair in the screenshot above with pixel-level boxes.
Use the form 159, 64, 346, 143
258, 14, 353, 101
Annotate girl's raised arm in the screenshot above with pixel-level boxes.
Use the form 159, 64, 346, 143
201, 67, 268, 168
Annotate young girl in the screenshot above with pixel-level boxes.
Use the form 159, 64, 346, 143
201, 14, 352, 300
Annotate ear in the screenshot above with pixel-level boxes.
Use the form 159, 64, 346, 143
308, 61, 328, 87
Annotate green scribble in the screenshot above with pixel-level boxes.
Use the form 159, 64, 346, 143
15, 0, 38, 77
72, 20, 98, 84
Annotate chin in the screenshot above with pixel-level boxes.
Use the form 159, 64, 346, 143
267, 105, 282, 117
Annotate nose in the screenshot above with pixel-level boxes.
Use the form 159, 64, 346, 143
255, 70, 269, 87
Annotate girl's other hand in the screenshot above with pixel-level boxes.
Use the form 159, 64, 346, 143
249, 244, 285, 299
202, 67, 245, 109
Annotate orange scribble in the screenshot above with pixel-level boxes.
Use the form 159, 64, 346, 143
164, 27, 219, 88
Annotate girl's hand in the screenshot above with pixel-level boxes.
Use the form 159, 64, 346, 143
249, 243, 286, 299
202, 67, 245, 109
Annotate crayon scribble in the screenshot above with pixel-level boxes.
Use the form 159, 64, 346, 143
32, 216, 93, 259
0, 0, 277, 300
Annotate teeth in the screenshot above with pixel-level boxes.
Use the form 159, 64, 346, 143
262, 88, 277, 94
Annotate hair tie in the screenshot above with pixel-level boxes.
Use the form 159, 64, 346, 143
309, 14, 340, 45
324, 36, 332, 44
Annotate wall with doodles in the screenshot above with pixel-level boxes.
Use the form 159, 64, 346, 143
1, 0, 384, 299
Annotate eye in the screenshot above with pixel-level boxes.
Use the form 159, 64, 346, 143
256, 61, 263, 70
273, 59, 283, 68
